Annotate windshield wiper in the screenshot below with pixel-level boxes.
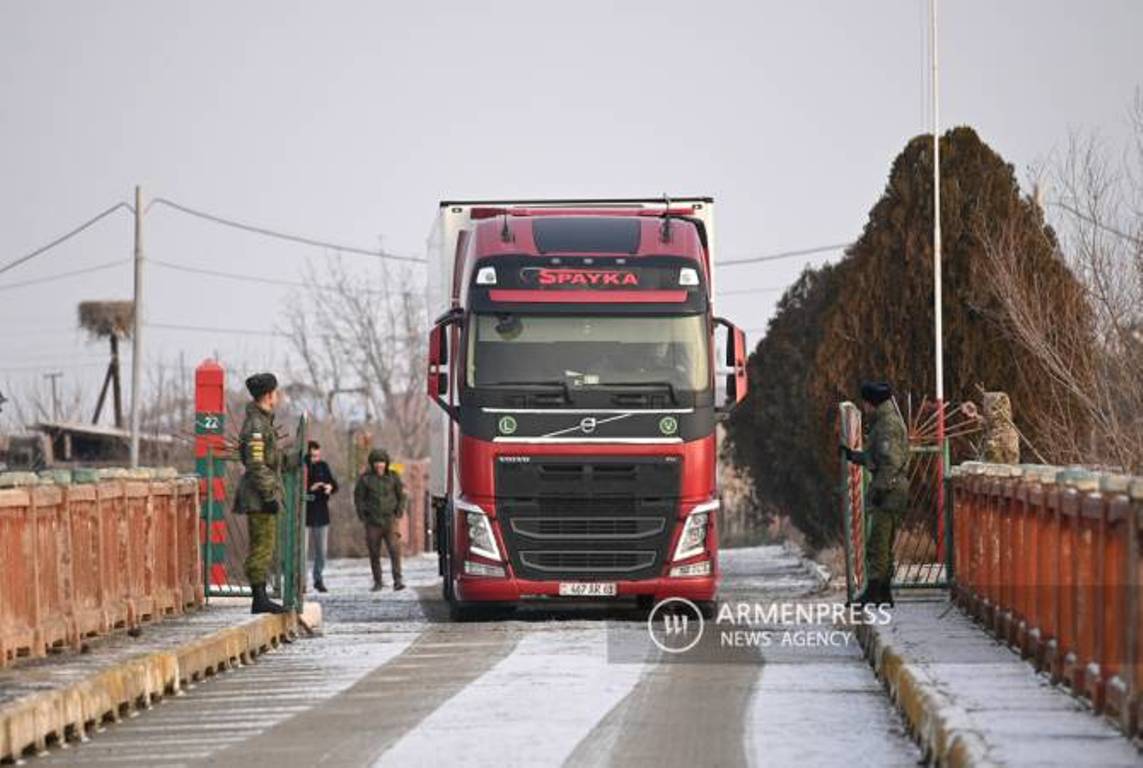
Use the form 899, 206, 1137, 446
595, 381, 679, 405
486, 380, 571, 402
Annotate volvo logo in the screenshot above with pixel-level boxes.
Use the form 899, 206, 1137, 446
579, 417, 597, 434
498, 415, 518, 435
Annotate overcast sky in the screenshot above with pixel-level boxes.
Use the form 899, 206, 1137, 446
1, 0, 1140, 424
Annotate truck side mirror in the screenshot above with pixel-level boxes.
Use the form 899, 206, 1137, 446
730, 326, 747, 404
428, 325, 448, 397
428, 310, 462, 419
713, 318, 749, 416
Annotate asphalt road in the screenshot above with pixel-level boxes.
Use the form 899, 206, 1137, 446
37, 546, 921, 768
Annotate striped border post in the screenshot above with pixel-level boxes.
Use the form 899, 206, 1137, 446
194, 361, 229, 595
839, 401, 865, 603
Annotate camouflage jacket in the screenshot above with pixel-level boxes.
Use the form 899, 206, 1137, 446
354, 470, 406, 527
853, 400, 910, 491
234, 402, 287, 514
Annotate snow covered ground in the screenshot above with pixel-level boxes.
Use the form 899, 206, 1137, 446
37, 546, 923, 767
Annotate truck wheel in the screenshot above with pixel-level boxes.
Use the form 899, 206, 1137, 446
439, 507, 455, 603
442, 564, 455, 603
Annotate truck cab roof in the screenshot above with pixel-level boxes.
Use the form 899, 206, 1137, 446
469, 214, 706, 263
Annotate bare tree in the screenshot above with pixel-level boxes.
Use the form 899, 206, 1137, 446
285, 257, 429, 459
2, 375, 87, 429
980, 93, 1143, 472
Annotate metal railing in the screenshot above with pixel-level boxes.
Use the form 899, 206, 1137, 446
951, 462, 1143, 737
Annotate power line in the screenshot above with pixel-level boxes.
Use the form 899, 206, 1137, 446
718, 242, 851, 268
149, 259, 392, 296
0, 202, 131, 277
151, 259, 313, 290
146, 321, 289, 338
717, 285, 786, 296
0, 327, 78, 339
0, 359, 111, 374
149, 197, 426, 263
0, 259, 130, 292
1048, 201, 1143, 247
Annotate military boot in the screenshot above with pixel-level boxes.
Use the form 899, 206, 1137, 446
876, 579, 895, 608
850, 578, 882, 608
251, 583, 287, 614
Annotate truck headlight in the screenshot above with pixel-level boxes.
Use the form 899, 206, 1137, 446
673, 500, 718, 561
456, 499, 501, 561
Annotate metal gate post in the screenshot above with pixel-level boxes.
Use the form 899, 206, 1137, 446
278, 414, 308, 612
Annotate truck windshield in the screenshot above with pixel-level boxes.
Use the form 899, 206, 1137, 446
467, 314, 709, 392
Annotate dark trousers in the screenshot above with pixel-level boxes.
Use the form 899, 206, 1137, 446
365, 524, 402, 585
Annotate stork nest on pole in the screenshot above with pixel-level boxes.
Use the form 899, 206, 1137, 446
78, 301, 135, 339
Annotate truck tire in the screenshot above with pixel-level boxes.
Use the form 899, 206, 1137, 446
439, 504, 456, 603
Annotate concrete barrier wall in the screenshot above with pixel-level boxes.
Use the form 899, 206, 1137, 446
0, 472, 202, 667
950, 462, 1143, 737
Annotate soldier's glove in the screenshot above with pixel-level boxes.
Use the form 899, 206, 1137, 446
263, 499, 280, 515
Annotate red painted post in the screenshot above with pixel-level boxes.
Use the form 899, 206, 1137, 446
195, 361, 229, 593
1014, 475, 1036, 655
1129, 486, 1142, 737
0, 488, 38, 665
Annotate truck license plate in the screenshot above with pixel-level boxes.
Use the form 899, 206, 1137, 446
559, 582, 617, 597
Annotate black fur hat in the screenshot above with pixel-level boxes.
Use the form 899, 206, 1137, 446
859, 380, 892, 405
245, 372, 278, 400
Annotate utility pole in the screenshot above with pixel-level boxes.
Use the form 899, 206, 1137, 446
931, 0, 943, 411
44, 371, 62, 421
931, 0, 950, 573
129, 185, 144, 467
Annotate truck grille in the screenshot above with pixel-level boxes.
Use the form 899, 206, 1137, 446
510, 517, 665, 540
519, 550, 657, 573
495, 456, 679, 581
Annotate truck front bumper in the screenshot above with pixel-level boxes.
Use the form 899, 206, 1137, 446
454, 573, 718, 604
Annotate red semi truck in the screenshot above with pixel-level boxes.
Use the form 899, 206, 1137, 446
426, 198, 747, 620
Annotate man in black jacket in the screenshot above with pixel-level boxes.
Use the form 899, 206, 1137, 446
304, 441, 339, 593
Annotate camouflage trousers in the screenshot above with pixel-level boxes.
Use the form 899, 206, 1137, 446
865, 486, 907, 583
245, 512, 277, 585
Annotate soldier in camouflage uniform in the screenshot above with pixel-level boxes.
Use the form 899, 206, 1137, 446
233, 372, 294, 614
842, 381, 910, 607
980, 391, 1020, 464
354, 448, 407, 591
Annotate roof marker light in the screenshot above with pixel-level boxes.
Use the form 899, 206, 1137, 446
679, 267, 700, 286
476, 267, 498, 285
